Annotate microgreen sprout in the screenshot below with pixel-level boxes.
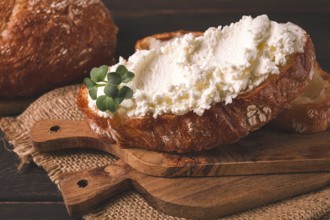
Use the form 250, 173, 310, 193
83, 65, 135, 112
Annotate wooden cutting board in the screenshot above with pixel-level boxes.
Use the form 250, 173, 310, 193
58, 159, 330, 218
31, 120, 330, 177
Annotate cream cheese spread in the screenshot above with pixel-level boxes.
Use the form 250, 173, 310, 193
88, 15, 306, 118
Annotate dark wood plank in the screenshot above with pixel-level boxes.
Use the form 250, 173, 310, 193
0, 98, 35, 116
0, 130, 73, 218
0, 202, 80, 220
0, 130, 62, 201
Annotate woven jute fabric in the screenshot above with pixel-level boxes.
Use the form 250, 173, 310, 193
0, 85, 329, 220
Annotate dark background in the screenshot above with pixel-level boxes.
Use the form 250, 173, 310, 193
1, 0, 329, 219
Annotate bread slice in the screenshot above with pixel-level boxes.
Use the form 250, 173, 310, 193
78, 31, 315, 153
271, 62, 330, 133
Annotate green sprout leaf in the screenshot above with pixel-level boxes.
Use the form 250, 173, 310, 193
116, 65, 128, 77
88, 87, 98, 100
122, 71, 135, 83
85, 64, 134, 113
119, 86, 133, 99
104, 84, 119, 98
107, 72, 122, 85
83, 78, 96, 89
96, 95, 117, 112
90, 65, 108, 82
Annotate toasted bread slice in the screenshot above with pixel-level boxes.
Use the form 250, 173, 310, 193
78, 32, 315, 153
271, 62, 330, 133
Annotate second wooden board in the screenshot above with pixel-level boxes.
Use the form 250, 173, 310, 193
31, 120, 330, 177
58, 159, 330, 219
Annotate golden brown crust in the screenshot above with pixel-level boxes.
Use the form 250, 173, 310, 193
271, 63, 330, 133
135, 30, 203, 50
0, 0, 118, 98
78, 34, 315, 153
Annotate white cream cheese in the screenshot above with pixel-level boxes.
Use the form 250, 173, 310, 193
88, 15, 306, 118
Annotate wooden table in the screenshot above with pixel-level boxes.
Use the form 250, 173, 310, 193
1, 0, 329, 219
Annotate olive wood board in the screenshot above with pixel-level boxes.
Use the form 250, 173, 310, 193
58, 159, 330, 218
31, 120, 330, 177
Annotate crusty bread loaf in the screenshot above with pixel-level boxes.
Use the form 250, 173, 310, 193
78, 33, 315, 153
0, 0, 117, 99
271, 62, 330, 133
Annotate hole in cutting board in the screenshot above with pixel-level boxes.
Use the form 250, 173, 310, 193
49, 125, 60, 133
77, 179, 88, 188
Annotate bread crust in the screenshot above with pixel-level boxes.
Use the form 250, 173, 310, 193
0, 0, 118, 98
78, 32, 315, 153
271, 63, 330, 133
135, 30, 202, 50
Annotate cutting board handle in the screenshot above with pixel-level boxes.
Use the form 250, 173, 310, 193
58, 160, 133, 216
30, 120, 106, 152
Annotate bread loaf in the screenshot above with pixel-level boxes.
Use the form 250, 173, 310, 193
0, 0, 117, 98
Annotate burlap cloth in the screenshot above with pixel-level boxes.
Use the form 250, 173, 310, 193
0, 85, 329, 220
